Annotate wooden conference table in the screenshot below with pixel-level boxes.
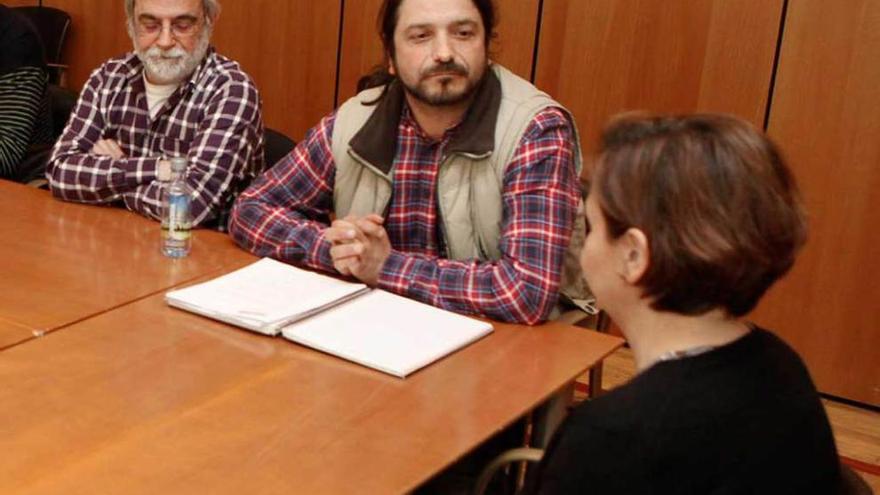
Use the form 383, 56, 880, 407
0, 180, 252, 349
0, 181, 623, 494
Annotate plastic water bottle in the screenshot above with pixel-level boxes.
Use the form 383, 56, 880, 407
156, 157, 171, 221
161, 157, 192, 258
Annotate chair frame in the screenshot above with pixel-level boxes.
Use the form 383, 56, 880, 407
12, 6, 72, 87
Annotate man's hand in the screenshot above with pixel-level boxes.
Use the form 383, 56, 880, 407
91, 139, 126, 159
325, 214, 391, 286
325, 217, 361, 276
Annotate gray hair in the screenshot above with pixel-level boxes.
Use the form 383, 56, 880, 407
125, 0, 222, 25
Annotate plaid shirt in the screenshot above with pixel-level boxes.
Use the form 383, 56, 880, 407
47, 49, 264, 229
229, 107, 580, 324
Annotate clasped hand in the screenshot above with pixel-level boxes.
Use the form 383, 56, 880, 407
325, 214, 391, 287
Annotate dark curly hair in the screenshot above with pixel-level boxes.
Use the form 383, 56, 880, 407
356, 0, 497, 94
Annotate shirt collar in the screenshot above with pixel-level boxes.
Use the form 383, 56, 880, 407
399, 105, 464, 144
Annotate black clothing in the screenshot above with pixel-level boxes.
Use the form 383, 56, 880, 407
535, 328, 840, 494
0, 5, 52, 181
0, 5, 45, 76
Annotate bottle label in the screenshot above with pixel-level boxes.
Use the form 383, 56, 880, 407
167, 193, 191, 241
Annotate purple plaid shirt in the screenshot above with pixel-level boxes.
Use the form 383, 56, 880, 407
47, 48, 264, 229
229, 107, 581, 324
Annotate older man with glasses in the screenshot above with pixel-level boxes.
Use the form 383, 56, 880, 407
46, 0, 264, 230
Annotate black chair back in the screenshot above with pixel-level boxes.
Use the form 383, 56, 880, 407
264, 127, 296, 169
48, 84, 76, 137
12, 6, 71, 85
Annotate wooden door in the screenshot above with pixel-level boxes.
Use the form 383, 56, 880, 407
534, 0, 784, 156
754, 0, 880, 406
336, 0, 541, 105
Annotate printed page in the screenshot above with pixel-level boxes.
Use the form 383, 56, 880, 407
281, 290, 494, 377
165, 258, 368, 334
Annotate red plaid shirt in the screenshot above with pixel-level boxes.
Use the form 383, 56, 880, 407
46, 49, 264, 229
230, 106, 580, 324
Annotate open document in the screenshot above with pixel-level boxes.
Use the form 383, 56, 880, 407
165, 258, 493, 377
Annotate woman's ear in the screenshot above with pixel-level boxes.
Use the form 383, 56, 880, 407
618, 227, 650, 284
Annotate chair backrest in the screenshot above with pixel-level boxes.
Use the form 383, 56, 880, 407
12, 6, 71, 65
474, 447, 544, 495
48, 84, 77, 138
264, 127, 296, 169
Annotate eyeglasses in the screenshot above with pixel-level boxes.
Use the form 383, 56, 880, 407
135, 16, 202, 39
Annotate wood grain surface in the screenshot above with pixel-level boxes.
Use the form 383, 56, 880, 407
0, 288, 622, 494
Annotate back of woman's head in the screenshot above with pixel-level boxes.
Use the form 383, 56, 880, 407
593, 113, 807, 317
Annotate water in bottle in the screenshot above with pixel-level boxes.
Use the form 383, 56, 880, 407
161, 157, 192, 258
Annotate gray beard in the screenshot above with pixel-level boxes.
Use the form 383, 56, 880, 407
135, 28, 211, 85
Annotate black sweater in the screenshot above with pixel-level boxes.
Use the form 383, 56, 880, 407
535, 328, 840, 494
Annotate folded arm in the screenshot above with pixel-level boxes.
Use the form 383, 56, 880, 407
46, 69, 162, 204
48, 69, 263, 227
122, 77, 264, 225
229, 113, 337, 270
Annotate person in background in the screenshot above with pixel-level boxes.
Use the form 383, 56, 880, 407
0, 5, 53, 183
47, 0, 264, 230
533, 113, 840, 494
229, 0, 590, 325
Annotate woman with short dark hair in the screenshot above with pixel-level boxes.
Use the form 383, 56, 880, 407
534, 113, 840, 494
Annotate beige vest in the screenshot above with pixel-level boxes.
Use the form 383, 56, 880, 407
330, 64, 593, 311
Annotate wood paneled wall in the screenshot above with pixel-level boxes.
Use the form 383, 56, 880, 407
6, 0, 878, 405
336, 0, 385, 107
6, 0, 130, 90
8, 0, 537, 139
5, 0, 341, 141
753, 0, 880, 406
211, 1, 340, 142
535, 0, 784, 157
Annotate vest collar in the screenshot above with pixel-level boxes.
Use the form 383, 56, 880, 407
348, 65, 502, 175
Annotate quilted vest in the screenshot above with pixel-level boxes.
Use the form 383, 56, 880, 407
330, 64, 592, 311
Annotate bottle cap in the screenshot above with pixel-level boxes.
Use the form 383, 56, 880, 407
157, 160, 172, 182
170, 157, 187, 173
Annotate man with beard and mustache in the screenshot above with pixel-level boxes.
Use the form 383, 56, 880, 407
230, 0, 590, 325
47, 0, 264, 230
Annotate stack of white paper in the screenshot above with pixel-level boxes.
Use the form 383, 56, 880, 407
165, 258, 493, 377
166, 258, 369, 334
